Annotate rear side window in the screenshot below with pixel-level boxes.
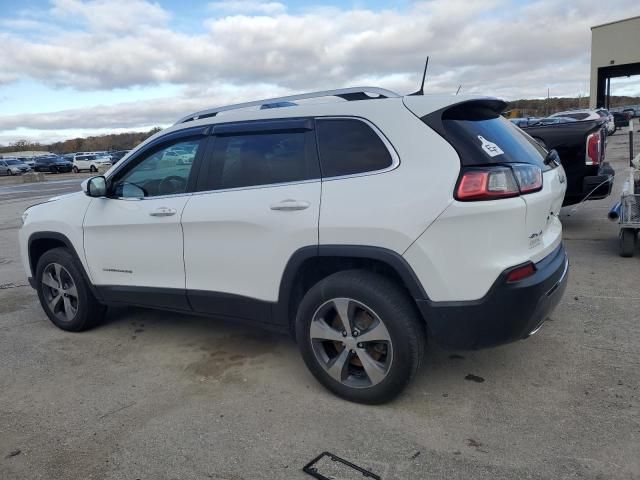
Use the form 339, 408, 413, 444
209, 131, 318, 190
316, 119, 393, 177
423, 101, 547, 169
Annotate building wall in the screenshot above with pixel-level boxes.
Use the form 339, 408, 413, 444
590, 16, 640, 108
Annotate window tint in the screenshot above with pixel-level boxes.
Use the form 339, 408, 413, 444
209, 131, 316, 190
112, 139, 200, 198
316, 119, 393, 177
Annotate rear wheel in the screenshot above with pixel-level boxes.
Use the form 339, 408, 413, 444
6, 169, 12, 176
620, 229, 637, 257
296, 270, 425, 404
36, 248, 104, 331
72, 166, 79, 173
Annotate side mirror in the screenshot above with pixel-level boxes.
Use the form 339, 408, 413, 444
83, 176, 107, 197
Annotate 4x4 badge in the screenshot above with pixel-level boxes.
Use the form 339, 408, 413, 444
478, 135, 504, 157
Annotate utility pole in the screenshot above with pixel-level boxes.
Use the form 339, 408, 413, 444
546, 88, 550, 116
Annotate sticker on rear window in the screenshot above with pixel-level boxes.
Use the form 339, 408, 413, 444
478, 135, 504, 157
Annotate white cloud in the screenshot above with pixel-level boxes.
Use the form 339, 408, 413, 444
208, 1, 286, 15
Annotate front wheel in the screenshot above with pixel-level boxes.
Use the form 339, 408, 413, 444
296, 270, 425, 404
6, 169, 12, 176
90, 165, 97, 173
35, 247, 104, 331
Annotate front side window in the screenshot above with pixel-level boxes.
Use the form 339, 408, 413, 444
208, 131, 316, 190
316, 119, 393, 178
111, 139, 200, 198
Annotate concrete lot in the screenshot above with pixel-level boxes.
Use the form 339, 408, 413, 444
1, 134, 639, 479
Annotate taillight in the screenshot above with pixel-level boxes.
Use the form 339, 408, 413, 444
455, 164, 542, 201
506, 262, 536, 282
585, 132, 601, 166
511, 164, 543, 193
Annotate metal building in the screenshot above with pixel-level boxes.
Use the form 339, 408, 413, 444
590, 16, 640, 109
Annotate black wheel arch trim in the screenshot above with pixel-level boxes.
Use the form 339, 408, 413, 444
27, 231, 103, 302
275, 244, 430, 326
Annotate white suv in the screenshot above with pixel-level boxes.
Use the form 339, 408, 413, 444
72, 153, 112, 173
19, 87, 569, 404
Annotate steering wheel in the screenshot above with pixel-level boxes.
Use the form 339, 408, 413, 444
158, 175, 187, 195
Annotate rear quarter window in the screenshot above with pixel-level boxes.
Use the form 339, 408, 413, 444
316, 118, 393, 177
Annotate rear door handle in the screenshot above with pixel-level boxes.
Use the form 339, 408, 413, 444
270, 199, 310, 211
149, 206, 177, 217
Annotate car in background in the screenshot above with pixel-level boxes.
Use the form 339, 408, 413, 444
614, 111, 632, 128
522, 117, 612, 206
108, 150, 130, 165
530, 117, 578, 126
34, 156, 73, 174
595, 109, 616, 135
509, 117, 541, 127
622, 108, 637, 118
72, 154, 112, 173
0, 158, 32, 175
17, 156, 36, 168
549, 109, 601, 121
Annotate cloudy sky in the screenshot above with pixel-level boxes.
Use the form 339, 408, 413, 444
0, 0, 639, 145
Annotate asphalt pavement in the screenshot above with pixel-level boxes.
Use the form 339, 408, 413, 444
0, 134, 639, 479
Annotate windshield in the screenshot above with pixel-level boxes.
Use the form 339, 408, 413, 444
6, 160, 21, 165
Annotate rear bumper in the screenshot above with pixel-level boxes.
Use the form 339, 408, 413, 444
417, 243, 568, 350
563, 164, 614, 205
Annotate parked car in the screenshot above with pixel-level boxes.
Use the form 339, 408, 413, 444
509, 117, 541, 127
613, 111, 632, 128
17, 156, 36, 168
19, 87, 569, 404
530, 117, 578, 126
595, 108, 616, 135
0, 158, 32, 175
72, 154, 112, 173
522, 118, 612, 206
108, 150, 130, 165
622, 108, 637, 118
34, 156, 73, 173
549, 109, 601, 121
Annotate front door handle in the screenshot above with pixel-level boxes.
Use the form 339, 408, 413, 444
270, 199, 310, 211
149, 206, 177, 217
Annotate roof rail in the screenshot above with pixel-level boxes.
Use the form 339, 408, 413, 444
174, 86, 400, 125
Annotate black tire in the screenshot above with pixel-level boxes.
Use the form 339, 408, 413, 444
619, 229, 637, 258
90, 165, 97, 173
296, 270, 425, 404
8, 169, 14, 176
35, 247, 105, 331
72, 166, 79, 173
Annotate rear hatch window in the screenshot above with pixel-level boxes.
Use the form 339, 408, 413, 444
422, 100, 550, 170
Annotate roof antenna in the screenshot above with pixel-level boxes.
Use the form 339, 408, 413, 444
456, 85, 462, 95
410, 57, 429, 96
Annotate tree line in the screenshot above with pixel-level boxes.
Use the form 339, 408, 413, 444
0, 127, 162, 154
505, 95, 640, 118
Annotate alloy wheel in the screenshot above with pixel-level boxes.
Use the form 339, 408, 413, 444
309, 298, 393, 388
41, 263, 79, 322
